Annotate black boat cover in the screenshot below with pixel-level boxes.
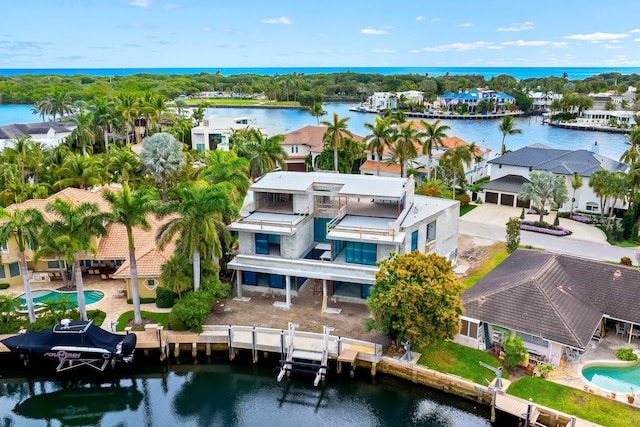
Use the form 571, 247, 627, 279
1, 320, 136, 361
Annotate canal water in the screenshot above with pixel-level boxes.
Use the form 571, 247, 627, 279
0, 353, 517, 426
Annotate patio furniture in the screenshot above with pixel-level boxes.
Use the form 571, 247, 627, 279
564, 347, 579, 362
616, 323, 625, 336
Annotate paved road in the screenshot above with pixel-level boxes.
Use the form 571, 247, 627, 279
460, 217, 640, 264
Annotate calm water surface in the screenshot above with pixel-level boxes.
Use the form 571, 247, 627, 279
0, 102, 628, 161
0, 355, 512, 427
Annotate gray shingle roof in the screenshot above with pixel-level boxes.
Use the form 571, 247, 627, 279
489, 146, 627, 176
462, 250, 640, 349
480, 174, 530, 193
0, 121, 73, 140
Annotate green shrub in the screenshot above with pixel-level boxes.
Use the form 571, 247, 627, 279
156, 287, 178, 308
127, 298, 156, 305
87, 309, 106, 327
0, 283, 9, 290
632, 224, 639, 241
170, 291, 215, 332
456, 193, 471, 208
620, 257, 633, 266
503, 335, 528, 367
615, 348, 638, 361
520, 208, 525, 220
168, 311, 188, 331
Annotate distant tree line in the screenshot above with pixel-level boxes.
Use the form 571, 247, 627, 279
1, 71, 639, 110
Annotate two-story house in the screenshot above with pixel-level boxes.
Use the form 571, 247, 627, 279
227, 171, 459, 310
190, 115, 285, 153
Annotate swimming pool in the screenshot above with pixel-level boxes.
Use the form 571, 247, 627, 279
20, 289, 105, 308
581, 361, 640, 394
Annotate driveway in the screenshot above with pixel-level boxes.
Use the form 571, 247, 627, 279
460, 203, 640, 264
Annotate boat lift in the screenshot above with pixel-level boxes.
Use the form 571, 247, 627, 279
277, 323, 334, 387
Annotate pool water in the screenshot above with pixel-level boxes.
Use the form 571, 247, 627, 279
20, 289, 105, 307
582, 363, 640, 394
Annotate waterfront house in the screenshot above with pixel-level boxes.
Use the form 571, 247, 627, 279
281, 126, 364, 172
527, 91, 562, 111
455, 249, 640, 366
0, 121, 75, 149
366, 91, 424, 111
480, 144, 628, 212
226, 171, 459, 307
190, 115, 284, 153
435, 89, 516, 112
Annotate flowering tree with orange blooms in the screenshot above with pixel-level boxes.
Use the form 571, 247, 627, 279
365, 251, 463, 348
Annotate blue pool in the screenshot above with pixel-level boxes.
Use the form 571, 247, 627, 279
20, 289, 105, 308
582, 362, 640, 394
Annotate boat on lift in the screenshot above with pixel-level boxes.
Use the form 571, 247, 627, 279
1, 319, 137, 372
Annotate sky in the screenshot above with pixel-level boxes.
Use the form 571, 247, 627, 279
2, 0, 640, 69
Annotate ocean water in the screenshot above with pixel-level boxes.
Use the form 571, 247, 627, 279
0, 103, 629, 161
1, 67, 639, 80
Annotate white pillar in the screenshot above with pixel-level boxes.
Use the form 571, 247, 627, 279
285, 275, 291, 307
322, 279, 328, 313
236, 270, 243, 299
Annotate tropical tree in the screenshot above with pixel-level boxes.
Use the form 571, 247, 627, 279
32, 95, 52, 122
0, 294, 22, 322
620, 126, 640, 165
520, 171, 566, 223
569, 174, 583, 216
115, 92, 141, 144
50, 91, 74, 121
156, 182, 236, 292
106, 144, 142, 186
3, 135, 34, 184
160, 253, 193, 299
604, 172, 629, 229
420, 119, 450, 179
68, 111, 95, 156
498, 115, 522, 155
366, 252, 463, 348
33, 223, 73, 289
506, 217, 521, 253
140, 132, 186, 203
0, 208, 44, 323
387, 123, 417, 178
234, 129, 288, 181
103, 185, 158, 325
440, 143, 475, 198
55, 153, 104, 190
363, 116, 393, 176
308, 102, 327, 125
197, 150, 250, 205
88, 96, 116, 152
321, 112, 353, 172
589, 169, 612, 222
45, 199, 108, 320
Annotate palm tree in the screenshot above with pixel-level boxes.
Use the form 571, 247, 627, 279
160, 254, 193, 299
0, 208, 44, 323
68, 111, 95, 156
308, 102, 327, 125
387, 124, 417, 178
569, 174, 583, 216
89, 96, 116, 152
363, 116, 393, 176
33, 224, 73, 289
116, 92, 141, 144
103, 185, 158, 325
589, 169, 611, 222
521, 171, 564, 224
156, 183, 235, 292
106, 144, 142, 186
32, 95, 52, 122
420, 119, 450, 179
46, 199, 108, 321
50, 91, 74, 121
3, 135, 34, 184
498, 115, 522, 155
55, 153, 104, 190
140, 132, 186, 203
441, 144, 474, 199
235, 129, 288, 181
198, 150, 250, 205
620, 126, 640, 165
174, 98, 188, 116
604, 172, 628, 229
321, 113, 353, 172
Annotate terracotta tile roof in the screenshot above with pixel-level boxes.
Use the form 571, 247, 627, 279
112, 240, 175, 279
282, 125, 363, 153
359, 160, 427, 175
96, 215, 165, 260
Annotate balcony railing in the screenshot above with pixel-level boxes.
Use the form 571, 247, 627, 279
234, 207, 310, 232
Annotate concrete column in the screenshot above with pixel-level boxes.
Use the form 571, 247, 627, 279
285, 275, 291, 307
236, 270, 243, 299
322, 279, 328, 313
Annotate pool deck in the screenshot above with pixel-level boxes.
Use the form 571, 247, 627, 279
548, 332, 640, 406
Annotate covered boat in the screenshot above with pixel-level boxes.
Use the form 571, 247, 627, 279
1, 319, 137, 372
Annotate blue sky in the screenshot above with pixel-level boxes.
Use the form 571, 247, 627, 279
2, 0, 640, 69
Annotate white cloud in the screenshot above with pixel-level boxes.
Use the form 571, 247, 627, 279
431, 18, 442, 22
456, 23, 473, 28
501, 40, 569, 47
361, 28, 389, 35
421, 41, 494, 52
129, 0, 150, 8
416, 16, 424, 21
203, 26, 210, 32
371, 49, 396, 53
408, 49, 420, 54
497, 21, 534, 32
604, 44, 622, 49
630, 29, 640, 33
635, 38, 640, 42
262, 16, 292, 25
564, 32, 628, 41
164, 3, 177, 9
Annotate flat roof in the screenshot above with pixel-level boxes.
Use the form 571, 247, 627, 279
252, 171, 408, 199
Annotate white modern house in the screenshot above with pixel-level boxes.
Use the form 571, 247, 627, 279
527, 91, 562, 110
190, 115, 284, 152
366, 90, 424, 111
227, 171, 459, 309
0, 121, 75, 148
480, 144, 628, 212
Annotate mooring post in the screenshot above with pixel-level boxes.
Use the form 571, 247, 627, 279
252, 327, 257, 363
228, 325, 234, 361
524, 398, 533, 427
490, 387, 497, 422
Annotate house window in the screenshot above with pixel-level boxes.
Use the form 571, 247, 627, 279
517, 332, 549, 348
47, 260, 66, 269
411, 230, 418, 252
0, 265, 5, 279
0, 241, 7, 252
255, 233, 269, 255
426, 221, 437, 242
460, 318, 479, 339
115, 259, 124, 267
9, 262, 20, 277
586, 202, 599, 212
196, 143, 205, 153
345, 241, 377, 265
492, 330, 505, 346
145, 279, 157, 290
314, 218, 331, 243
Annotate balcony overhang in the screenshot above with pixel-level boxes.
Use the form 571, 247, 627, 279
327, 215, 404, 244
228, 212, 307, 235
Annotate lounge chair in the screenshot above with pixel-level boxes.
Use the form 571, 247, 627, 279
564, 347, 579, 362
616, 323, 625, 336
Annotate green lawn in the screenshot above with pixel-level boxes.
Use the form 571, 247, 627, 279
508, 376, 640, 427
461, 243, 509, 289
177, 98, 301, 107
115, 311, 170, 331
418, 340, 508, 384
460, 204, 478, 216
